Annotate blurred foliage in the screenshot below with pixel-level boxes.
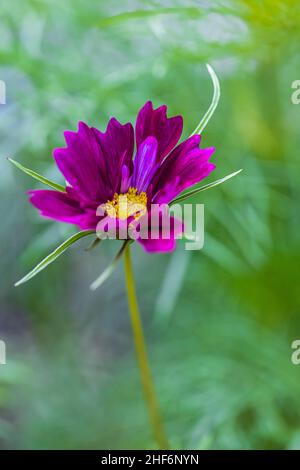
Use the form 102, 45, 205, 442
1, 0, 300, 450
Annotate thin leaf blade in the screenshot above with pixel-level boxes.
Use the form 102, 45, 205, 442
8, 158, 66, 192
170, 169, 243, 205
85, 237, 102, 252
90, 240, 130, 291
15, 230, 94, 286
190, 63, 221, 136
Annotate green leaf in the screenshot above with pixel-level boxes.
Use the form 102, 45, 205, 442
8, 157, 66, 192
190, 63, 221, 136
96, 7, 203, 27
170, 169, 243, 205
15, 230, 95, 287
90, 240, 130, 291
85, 237, 102, 252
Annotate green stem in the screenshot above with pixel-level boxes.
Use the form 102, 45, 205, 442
124, 244, 169, 450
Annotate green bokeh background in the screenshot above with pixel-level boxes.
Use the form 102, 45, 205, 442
1, 0, 300, 450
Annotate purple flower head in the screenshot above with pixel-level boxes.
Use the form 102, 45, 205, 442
29, 101, 215, 253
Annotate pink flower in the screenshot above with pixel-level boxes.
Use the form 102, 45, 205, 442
29, 102, 215, 252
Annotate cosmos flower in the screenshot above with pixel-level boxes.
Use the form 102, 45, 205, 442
10, 66, 243, 450
28, 101, 215, 253
11, 65, 241, 288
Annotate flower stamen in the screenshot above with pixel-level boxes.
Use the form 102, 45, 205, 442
105, 187, 147, 220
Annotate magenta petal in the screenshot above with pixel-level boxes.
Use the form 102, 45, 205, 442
137, 215, 184, 253
135, 101, 183, 163
77, 211, 103, 230
138, 236, 176, 253
153, 135, 216, 204
131, 136, 158, 192
54, 122, 111, 203
120, 164, 131, 193
92, 118, 134, 195
152, 135, 200, 186
28, 189, 98, 230
136, 206, 184, 253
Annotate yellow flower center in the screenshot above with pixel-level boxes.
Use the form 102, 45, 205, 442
105, 187, 147, 220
